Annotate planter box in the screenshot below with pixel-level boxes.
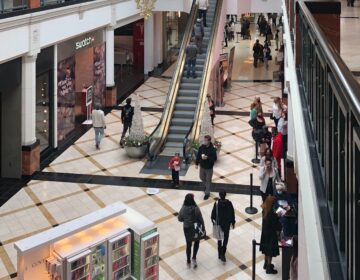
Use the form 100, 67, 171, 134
125, 145, 147, 158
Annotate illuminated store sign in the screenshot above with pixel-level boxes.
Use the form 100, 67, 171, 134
75, 36, 95, 50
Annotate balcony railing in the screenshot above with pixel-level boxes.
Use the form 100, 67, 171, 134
296, 1, 360, 280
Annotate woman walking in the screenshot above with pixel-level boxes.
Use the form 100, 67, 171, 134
178, 194, 205, 268
211, 191, 235, 262
260, 196, 282, 274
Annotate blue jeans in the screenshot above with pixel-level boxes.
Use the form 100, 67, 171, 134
186, 58, 196, 78
94, 127, 104, 146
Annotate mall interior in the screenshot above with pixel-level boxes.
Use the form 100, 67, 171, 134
0, 0, 359, 279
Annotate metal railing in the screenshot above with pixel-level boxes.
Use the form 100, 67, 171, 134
189, 0, 223, 143
147, 0, 198, 159
296, 1, 360, 280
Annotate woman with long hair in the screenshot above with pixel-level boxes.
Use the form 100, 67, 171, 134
178, 194, 205, 269
260, 196, 282, 274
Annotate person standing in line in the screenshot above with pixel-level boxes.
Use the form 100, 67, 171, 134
277, 111, 288, 159
272, 127, 283, 176
211, 191, 235, 262
260, 196, 282, 274
168, 152, 181, 187
92, 104, 106, 149
186, 38, 198, 79
263, 44, 271, 70
250, 102, 258, 121
271, 97, 283, 128
207, 94, 216, 125
290, 236, 298, 279
178, 194, 205, 269
274, 29, 280, 51
196, 0, 209, 27
120, 98, 134, 146
260, 148, 278, 169
196, 135, 217, 200
259, 158, 280, 202
193, 18, 205, 54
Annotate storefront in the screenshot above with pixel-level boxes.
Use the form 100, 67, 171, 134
57, 29, 106, 144
163, 11, 188, 66
36, 46, 54, 153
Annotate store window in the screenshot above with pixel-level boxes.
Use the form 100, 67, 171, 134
164, 12, 188, 66
36, 73, 50, 152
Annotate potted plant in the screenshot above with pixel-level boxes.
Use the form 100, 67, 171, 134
124, 95, 148, 158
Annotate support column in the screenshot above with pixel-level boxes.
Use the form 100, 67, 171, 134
21, 54, 40, 176
144, 15, 155, 75
105, 26, 117, 107
53, 45, 58, 148
154, 12, 164, 67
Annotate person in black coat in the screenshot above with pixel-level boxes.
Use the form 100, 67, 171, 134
196, 135, 217, 200
260, 196, 282, 274
211, 191, 235, 262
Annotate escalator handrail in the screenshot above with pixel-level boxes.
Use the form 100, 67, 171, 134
189, 0, 223, 143
148, 0, 198, 158
183, 120, 194, 163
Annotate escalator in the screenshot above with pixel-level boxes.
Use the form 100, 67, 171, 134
145, 0, 222, 171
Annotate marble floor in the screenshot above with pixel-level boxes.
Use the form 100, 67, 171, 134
0, 18, 284, 280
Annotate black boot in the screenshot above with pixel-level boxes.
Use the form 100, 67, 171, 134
217, 244, 222, 259
220, 247, 227, 262
263, 261, 274, 270
266, 264, 278, 274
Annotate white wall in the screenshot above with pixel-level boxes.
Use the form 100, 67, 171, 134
0, 0, 191, 64
227, 0, 282, 14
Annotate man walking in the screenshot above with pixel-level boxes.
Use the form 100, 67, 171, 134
196, 0, 209, 27
196, 135, 217, 200
253, 39, 263, 68
186, 38, 198, 79
193, 18, 205, 54
92, 104, 106, 149
120, 98, 134, 146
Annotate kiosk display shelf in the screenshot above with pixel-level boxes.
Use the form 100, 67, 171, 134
108, 232, 131, 280
142, 233, 159, 280
67, 250, 91, 280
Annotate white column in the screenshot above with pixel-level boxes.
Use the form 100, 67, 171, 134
53, 45, 58, 148
106, 26, 115, 87
154, 12, 164, 66
144, 15, 155, 74
21, 54, 37, 146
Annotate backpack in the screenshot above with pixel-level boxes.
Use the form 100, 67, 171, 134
123, 106, 133, 122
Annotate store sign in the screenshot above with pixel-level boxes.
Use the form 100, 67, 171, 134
86, 86, 93, 106
75, 36, 95, 50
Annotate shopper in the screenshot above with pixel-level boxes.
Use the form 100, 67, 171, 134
193, 18, 205, 54
178, 194, 205, 268
260, 196, 282, 274
347, 0, 355, 7
92, 104, 106, 150
168, 152, 181, 187
211, 191, 235, 262
195, 135, 217, 200
253, 40, 264, 67
250, 102, 258, 120
263, 44, 271, 70
271, 97, 283, 128
196, 0, 209, 27
259, 158, 280, 202
207, 94, 216, 125
186, 38, 198, 79
272, 127, 283, 176
260, 148, 278, 169
120, 98, 134, 146
254, 97, 264, 115
275, 29, 280, 51
278, 111, 288, 159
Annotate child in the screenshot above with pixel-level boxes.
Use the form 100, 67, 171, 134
168, 152, 181, 187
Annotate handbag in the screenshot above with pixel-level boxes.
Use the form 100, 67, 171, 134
191, 208, 206, 241
212, 202, 224, 240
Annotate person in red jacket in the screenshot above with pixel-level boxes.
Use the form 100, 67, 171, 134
168, 152, 181, 187
272, 128, 283, 176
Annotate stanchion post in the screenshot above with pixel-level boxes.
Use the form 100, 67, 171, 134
245, 173, 258, 214
251, 141, 260, 164
252, 239, 256, 280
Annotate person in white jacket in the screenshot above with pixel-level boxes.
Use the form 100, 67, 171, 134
92, 104, 106, 149
196, 0, 209, 27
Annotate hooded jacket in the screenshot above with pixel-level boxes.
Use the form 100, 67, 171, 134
178, 205, 204, 228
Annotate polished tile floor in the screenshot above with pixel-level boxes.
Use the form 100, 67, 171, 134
0, 23, 284, 280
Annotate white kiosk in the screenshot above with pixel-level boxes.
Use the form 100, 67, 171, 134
14, 203, 159, 280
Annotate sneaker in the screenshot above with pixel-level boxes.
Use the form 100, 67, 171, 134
203, 194, 210, 200
192, 259, 198, 269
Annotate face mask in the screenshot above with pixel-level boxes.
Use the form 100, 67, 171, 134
277, 191, 283, 195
